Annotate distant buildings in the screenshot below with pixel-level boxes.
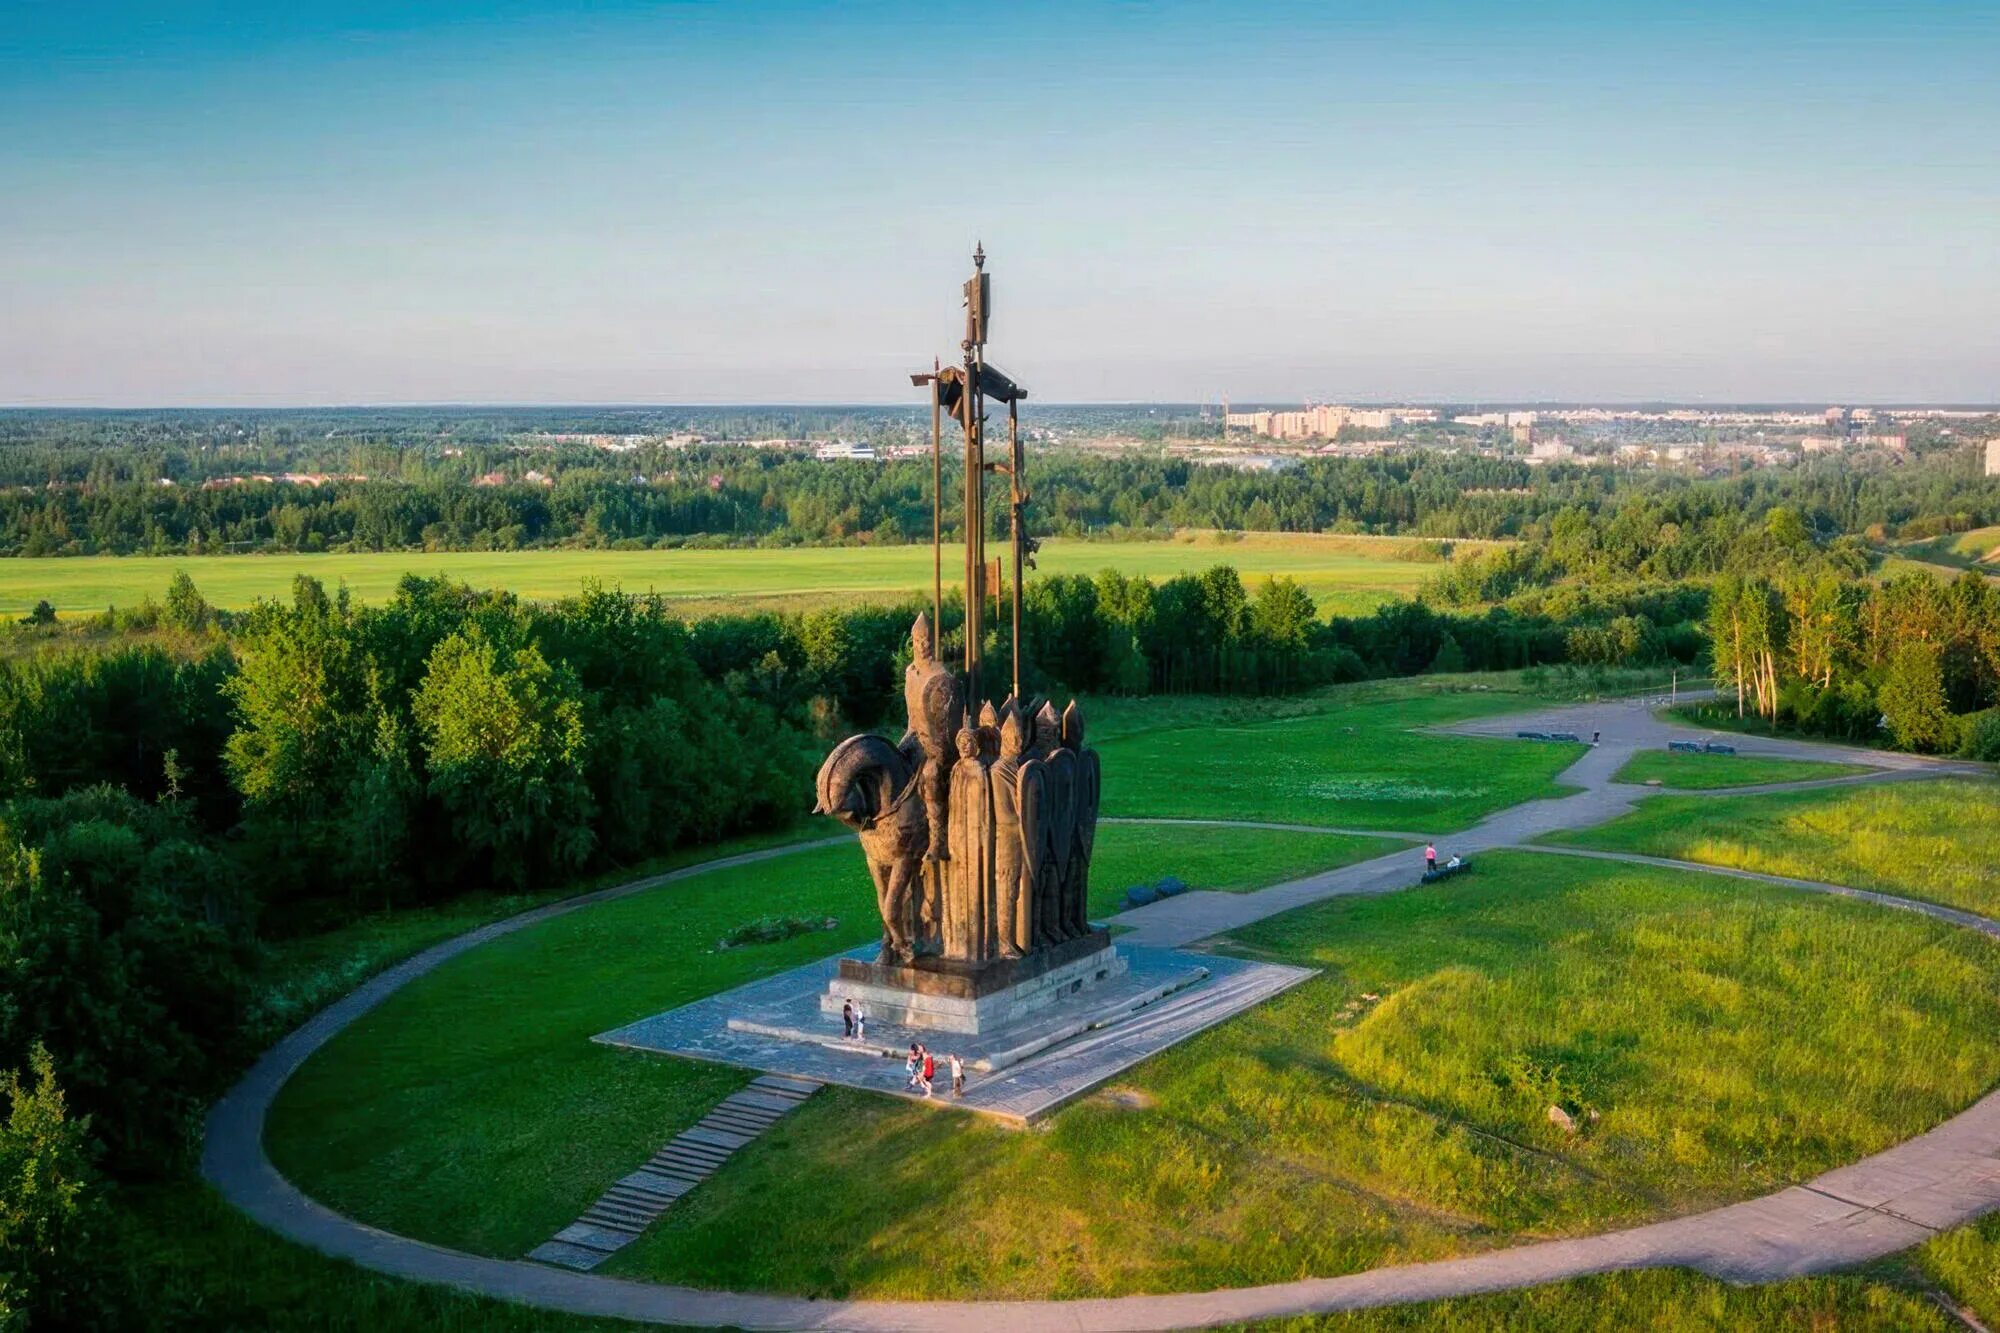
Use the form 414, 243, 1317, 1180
1225, 404, 1436, 440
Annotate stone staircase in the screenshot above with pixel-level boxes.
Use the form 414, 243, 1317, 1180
528, 1072, 820, 1271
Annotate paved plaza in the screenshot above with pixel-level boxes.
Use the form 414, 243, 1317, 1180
596, 941, 1314, 1124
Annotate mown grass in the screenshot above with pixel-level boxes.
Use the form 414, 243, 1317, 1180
1096, 681, 1584, 832
596, 851, 2000, 1298
0, 530, 1482, 618
1612, 749, 1872, 790
1257, 1267, 1954, 1330
1547, 778, 2000, 919
1093, 824, 1408, 905
263, 821, 1396, 1259
114, 1180, 639, 1331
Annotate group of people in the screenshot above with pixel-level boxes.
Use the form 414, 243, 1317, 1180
839, 1001, 968, 1098
836, 996, 968, 1088
903, 1042, 965, 1099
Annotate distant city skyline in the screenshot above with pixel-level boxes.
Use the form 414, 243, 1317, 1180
4, 2, 1997, 407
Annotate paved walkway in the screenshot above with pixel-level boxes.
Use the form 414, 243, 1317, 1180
202, 694, 2000, 1330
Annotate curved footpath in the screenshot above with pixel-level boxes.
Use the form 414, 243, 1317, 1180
204, 697, 2000, 1331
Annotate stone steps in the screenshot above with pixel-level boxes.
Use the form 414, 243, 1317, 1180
527, 1077, 820, 1271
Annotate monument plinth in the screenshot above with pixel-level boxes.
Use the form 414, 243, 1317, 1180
823, 929, 1124, 1034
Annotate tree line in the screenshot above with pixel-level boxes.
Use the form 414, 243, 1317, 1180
0, 411, 1994, 557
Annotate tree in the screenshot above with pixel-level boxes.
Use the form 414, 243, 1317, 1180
412, 624, 596, 887
0, 1045, 116, 1329
1429, 632, 1468, 674
162, 570, 210, 632
16, 601, 53, 628
1879, 641, 1951, 752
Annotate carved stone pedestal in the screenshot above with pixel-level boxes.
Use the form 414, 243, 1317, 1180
820, 929, 1125, 1034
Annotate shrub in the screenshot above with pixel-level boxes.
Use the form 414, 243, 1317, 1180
1957, 709, 2000, 764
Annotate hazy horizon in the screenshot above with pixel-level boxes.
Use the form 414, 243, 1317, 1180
6, 2, 1997, 407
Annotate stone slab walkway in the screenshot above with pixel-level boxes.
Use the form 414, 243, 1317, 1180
529, 1074, 821, 1271
201, 692, 2000, 1329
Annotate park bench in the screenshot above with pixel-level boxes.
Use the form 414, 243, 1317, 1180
1515, 730, 1551, 741
1549, 731, 1582, 743
1421, 858, 1472, 884
1702, 742, 1736, 755
1668, 740, 1702, 753
1121, 876, 1191, 910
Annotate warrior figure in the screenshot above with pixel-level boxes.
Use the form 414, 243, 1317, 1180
1019, 701, 1075, 947
944, 727, 996, 961
904, 613, 964, 866
1061, 700, 1100, 939
989, 706, 1031, 959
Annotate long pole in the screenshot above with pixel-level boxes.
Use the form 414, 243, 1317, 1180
1009, 397, 1023, 700
962, 339, 981, 701
930, 357, 941, 652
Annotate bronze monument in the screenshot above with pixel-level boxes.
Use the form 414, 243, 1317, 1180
812, 249, 1116, 1031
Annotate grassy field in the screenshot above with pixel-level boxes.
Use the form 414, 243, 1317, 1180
1612, 749, 1872, 790
0, 530, 1484, 619
1094, 680, 1585, 832
1547, 778, 2000, 919
263, 821, 1400, 1260
597, 851, 2000, 1297
1891, 524, 2000, 572
265, 838, 2000, 1296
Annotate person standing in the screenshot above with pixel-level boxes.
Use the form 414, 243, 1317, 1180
920, 1048, 936, 1099
905, 1043, 921, 1090
854, 1006, 865, 1042
842, 1000, 855, 1040
949, 1052, 965, 1097
1425, 843, 1437, 874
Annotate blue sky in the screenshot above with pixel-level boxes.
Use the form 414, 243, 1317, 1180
2, 1, 1996, 405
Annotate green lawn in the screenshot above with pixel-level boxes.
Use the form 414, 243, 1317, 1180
1277, 1268, 1952, 1331
1546, 778, 2000, 919
263, 821, 1397, 1260
0, 530, 1485, 618
1096, 683, 1584, 832
1612, 749, 1871, 790
1891, 524, 2000, 572
1094, 824, 1407, 905
597, 851, 2000, 1297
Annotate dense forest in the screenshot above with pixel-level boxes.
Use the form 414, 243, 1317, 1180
0, 409, 1993, 558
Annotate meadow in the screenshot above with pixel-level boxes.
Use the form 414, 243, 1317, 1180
263, 821, 1402, 1259
0, 530, 1481, 618
1889, 524, 2000, 572
1611, 749, 1871, 790
264, 835, 2000, 1298
1548, 778, 2000, 919
599, 852, 2000, 1297
1093, 682, 1584, 831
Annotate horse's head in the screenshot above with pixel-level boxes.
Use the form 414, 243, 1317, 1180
813, 733, 913, 832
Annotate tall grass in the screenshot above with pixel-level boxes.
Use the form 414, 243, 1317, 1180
601, 852, 2000, 1298
1551, 778, 2000, 918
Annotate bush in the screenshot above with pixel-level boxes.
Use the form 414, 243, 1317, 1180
1957, 709, 2000, 764
0, 790, 252, 1171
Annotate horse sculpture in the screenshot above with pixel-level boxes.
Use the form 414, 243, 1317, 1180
814, 732, 928, 963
